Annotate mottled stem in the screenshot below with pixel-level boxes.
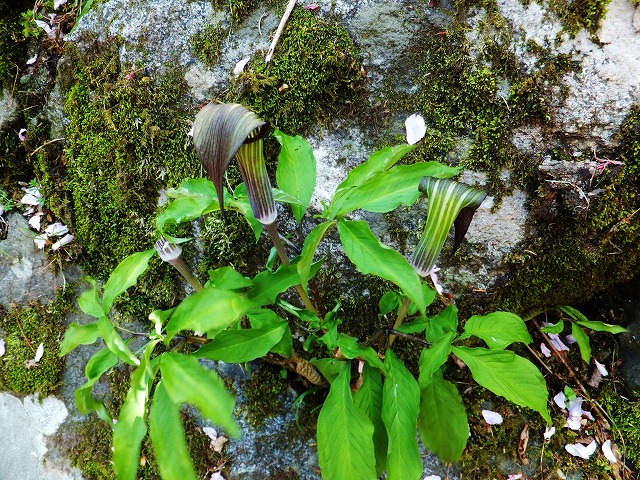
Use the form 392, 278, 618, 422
389, 296, 412, 345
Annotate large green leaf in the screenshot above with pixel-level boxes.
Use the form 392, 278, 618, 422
452, 346, 551, 423
317, 367, 377, 480
418, 331, 455, 389
325, 144, 416, 219
249, 263, 316, 306
330, 162, 459, 216
297, 221, 335, 293
338, 219, 426, 314
97, 316, 140, 366
59, 322, 100, 356
354, 364, 388, 476
194, 321, 288, 363
246, 309, 293, 357
113, 341, 159, 480
335, 334, 385, 370
459, 312, 532, 350
382, 350, 422, 480
418, 370, 469, 462
102, 249, 156, 312
160, 353, 239, 437
207, 266, 253, 290
274, 129, 316, 222
571, 322, 591, 363
165, 287, 252, 341
310, 358, 348, 383
149, 381, 198, 480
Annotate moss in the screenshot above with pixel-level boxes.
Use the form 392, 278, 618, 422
598, 385, 640, 467
0, 287, 74, 395
498, 105, 640, 315
211, 0, 269, 26
547, 0, 612, 38
190, 23, 226, 69
0, 0, 31, 88
243, 362, 289, 426
390, 6, 573, 196
227, 7, 365, 135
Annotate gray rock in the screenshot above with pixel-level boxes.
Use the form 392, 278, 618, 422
0, 213, 67, 309
619, 304, 640, 390
0, 392, 83, 480
0, 88, 19, 130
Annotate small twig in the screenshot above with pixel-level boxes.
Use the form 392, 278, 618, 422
265, 0, 297, 63
15, 315, 35, 353
29, 137, 65, 158
388, 297, 412, 345
258, 11, 269, 36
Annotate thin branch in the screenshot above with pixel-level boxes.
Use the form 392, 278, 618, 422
29, 137, 66, 157
265, 0, 297, 63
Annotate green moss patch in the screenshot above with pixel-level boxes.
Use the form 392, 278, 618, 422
228, 7, 365, 135
0, 288, 73, 395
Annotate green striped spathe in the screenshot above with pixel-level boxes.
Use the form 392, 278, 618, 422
410, 177, 486, 277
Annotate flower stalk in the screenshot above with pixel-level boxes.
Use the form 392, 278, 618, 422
155, 237, 204, 292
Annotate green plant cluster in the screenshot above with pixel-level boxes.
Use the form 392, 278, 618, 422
0, 288, 73, 395
228, 8, 365, 134
190, 23, 226, 69
547, 0, 612, 37
499, 105, 640, 314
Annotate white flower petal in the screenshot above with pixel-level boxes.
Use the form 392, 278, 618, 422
233, 57, 250, 76
405, 113, 426, 145
543, 426, 556, 439
45, 222, 69, 236
34, 342, 44, 362
34, 234, 48, 249
565, 417, 582, 431
553, 391, 567, 409
28, 213, 42, 231
54, 0, 68, 9
565, 440, 597, 459
210, 472, 226, 480
202, 426, 218, 440
549, 333, 570, 351
20, 193, 40, 206
602, 440, 617, 463
594, 360, 608, 377
423, 476, 442, 480
0, 338, 5, 357
51, 233, 74, 250
481, 409, 503, 425
507, 475, 523, 480
26, 54, 38, 65
540, 342, 552, 357
565, 334, 577, 344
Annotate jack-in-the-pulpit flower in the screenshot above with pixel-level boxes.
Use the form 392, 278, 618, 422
411, 177, 486, 277
191, 102, 276, 225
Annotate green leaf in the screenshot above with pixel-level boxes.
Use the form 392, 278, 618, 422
396, 316, 428, 334
161, 353, 239, 437
452, 346, 551, 423
149, 381, 198, 480
557, 305, 589, 323
379, 291, 402, 316
168, 178, 219, 198
194, 321, 288, 363
246, 309, 294, 357
310, 358, 348, 383
77, 284, 104, 318
418, 370, 469, 463
165, 288, 252, 341
156, 195, 219, 237
338, 219, 426, 313
426, 304, 458, 342
571, 323, 591, 363
331, 162, 459, 216
354, 364, 388, 476
97, 316, 140, 366
325, 144, 417, 219
207, 266, 253, 290
102, 249, 155, 312
541, 320, 564, 334
317, 367, 377, 480
575, 320, 627, 334
60, 322, 100, 356
229, 185, 264, 240
459, 312, 532, 349
418, 331, 455, 388
274, 128, 316, 222
74, 347, 119, 424
297, 221, 335, 293
335, 334, 385, 370
382, 350, 422, 480
248, 263, 303, 306
113, 341, 159, 480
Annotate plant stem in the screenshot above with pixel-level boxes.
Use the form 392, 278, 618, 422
171, 258, 205, 292
389, 296, 412, 345
265, 222, 317, 313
